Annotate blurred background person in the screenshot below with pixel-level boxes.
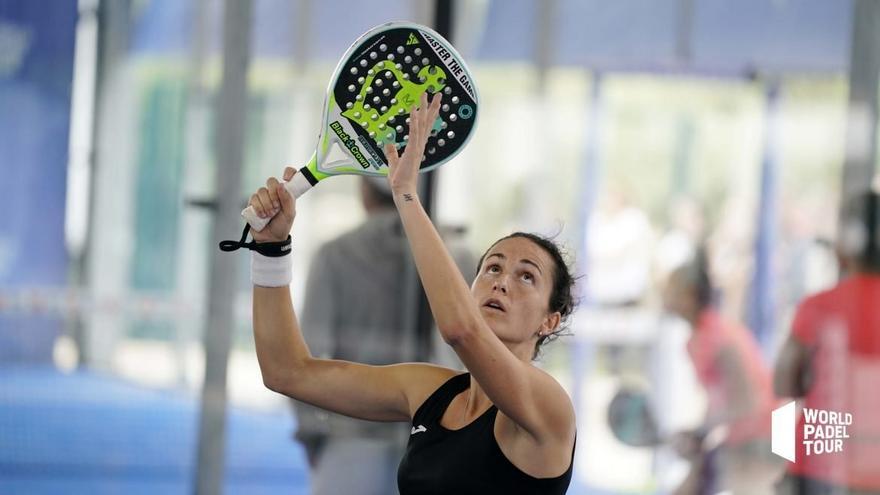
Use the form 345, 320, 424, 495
774, 190, 880, 495
586, 182, 655, 307
654, 195, 706, 284
293, 177, 475, 495
663, 250, 780, 494
647, 195, 709, 491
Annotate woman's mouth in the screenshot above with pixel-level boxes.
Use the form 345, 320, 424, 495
482, 298, 506, 312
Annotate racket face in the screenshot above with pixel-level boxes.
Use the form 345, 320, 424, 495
607, 387, 660, 447
313, 22, 479, 178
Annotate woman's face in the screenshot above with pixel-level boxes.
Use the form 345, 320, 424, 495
471, 237, 560, 344
662, 269, 697, 320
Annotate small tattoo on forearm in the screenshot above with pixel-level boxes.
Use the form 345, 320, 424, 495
403, 193, 414, 202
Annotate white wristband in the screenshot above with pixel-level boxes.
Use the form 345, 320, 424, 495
251, 251, 292, 287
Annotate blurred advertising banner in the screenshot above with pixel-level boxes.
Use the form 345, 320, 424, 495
0, 2, 77, 362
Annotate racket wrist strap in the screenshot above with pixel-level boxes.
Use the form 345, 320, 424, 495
218, 224, 293, 287
219, 224, 292, 257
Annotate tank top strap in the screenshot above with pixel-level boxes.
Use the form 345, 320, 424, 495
412, 372, 470, 425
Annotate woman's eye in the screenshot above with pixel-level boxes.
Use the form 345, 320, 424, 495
521, 272, 534, 283
488, 265, 500, 273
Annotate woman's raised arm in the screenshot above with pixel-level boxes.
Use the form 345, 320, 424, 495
248, 168, 454, 422
384, 94, 575, 445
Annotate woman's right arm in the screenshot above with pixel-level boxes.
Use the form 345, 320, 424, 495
249, 168, 453, 422
254, 284, 448, 421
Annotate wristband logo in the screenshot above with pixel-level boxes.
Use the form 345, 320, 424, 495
771, 401, 853, 462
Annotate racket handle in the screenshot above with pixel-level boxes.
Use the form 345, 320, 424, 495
241, 169, 314, 232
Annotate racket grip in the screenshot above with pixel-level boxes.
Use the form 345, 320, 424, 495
241, 169, 314, 232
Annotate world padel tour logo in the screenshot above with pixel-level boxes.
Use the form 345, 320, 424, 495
772, 401, 853, 462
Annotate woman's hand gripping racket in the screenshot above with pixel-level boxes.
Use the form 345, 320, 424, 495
240, 93, 441, 250
221, 21, 479, 251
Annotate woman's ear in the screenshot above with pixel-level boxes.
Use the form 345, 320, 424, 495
541, 312, 561, 335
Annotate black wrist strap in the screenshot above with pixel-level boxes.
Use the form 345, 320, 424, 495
219, 224, 291, 257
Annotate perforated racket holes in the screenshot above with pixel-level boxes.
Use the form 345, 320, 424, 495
342, 30, 474, 158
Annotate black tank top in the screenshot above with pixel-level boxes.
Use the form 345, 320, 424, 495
397, 373, 575, 495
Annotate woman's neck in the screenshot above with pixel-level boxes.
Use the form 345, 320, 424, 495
464, 342, 533, 417
465, 375, 492, 418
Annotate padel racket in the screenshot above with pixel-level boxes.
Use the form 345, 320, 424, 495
607, 385, 727, 450
241, 21, 479, 232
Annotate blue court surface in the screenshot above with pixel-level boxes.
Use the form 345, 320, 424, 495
0, 366, 309, 494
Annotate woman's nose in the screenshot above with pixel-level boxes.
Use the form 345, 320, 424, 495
493, 278, 508, 294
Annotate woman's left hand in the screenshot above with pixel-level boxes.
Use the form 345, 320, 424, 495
383, 92, 442, 198
671, 429, 703, 460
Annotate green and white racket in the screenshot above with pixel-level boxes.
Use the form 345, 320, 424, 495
242, 21, 480, 232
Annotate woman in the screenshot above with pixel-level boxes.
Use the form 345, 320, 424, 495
247, 93, 577, 494
774, 191, 880, 495
663, 252, 780, 494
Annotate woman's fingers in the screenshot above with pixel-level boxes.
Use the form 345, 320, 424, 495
382, 92, 445, 193
396, 92, 444, 167
266, 177, 281, 210
250, 193, 265, 218
416, 94, 428, 142
384, 143, 399, 167
251, 190, 272, 218
283, 166, 295, 181
257, 186, 276, 218
249, 172, 294, 227
411, 92, 441, 151
406, 107, 419, 151
424, 94, 441, 137
429, 93, 442, 122
276, 180, 295, 218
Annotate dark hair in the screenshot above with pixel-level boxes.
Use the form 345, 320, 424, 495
672, 246, 714, 310
840, 191, 880, 273
475, 232, 578, 359
693, 247, 714, 309
362, 177, 395, 208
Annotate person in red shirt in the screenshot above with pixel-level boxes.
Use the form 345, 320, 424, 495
775, 191, 880, 495
664, 250, 780, 494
